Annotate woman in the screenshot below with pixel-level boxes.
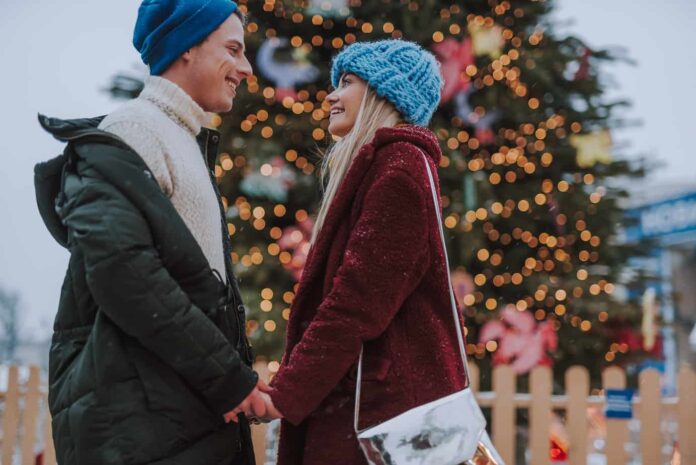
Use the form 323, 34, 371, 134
265, 40, 469, 465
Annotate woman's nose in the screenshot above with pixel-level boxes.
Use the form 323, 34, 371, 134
326, 90, 338, 103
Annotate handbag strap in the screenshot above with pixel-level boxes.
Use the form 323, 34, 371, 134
354, 151, 471, 433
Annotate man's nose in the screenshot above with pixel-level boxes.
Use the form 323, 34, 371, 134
238, 54, 253, 79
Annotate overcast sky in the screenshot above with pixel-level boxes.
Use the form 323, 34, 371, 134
1, 1, 694, 339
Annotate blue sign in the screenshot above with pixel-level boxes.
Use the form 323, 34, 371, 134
605, 389, 635, 419
639, 359, 665, 374
626, 191, 696, 242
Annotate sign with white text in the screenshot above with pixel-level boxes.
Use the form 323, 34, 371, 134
605, 389, 635, 419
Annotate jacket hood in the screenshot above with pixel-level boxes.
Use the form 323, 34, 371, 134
34, 114, 222, 249
370, 124, 442, 166
38, 114, 106, 142
34, 114, 113, 248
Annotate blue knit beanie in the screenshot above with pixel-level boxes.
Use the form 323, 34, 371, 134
133, 0, 239, 76
331, 40, 442, 126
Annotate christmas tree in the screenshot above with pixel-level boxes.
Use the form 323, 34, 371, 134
109, 0, 650, 386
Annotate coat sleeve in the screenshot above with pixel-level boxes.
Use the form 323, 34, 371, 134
270, 164, 431, 425
61, 167, 257, 417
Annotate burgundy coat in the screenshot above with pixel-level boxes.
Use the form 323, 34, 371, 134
269, 125, 468, 465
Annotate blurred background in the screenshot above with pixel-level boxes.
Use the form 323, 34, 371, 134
1, 1, 696, 462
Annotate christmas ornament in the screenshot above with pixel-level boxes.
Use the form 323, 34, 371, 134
468, 22, 504, 59
546, 194, 565, 236
454, 88, 501, 144
611, 323, 643, 352
479, 305, 558, 374
549, 413, 569, 463
549, 438, 568, 463
671, 442, 681, 465
451, 269, 475, 308
257, 38, 320, 102
240, 156, 297, 202
307, 0, 349, 17
432, 37, 475, 103
432, 36, 499, 144
574, 47, 593, 81
278, 218, 314, 281
570, 130, 613, 168
474, 126, 496, 145
463, 174, 478, 211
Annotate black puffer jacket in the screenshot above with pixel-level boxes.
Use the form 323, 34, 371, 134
35, 115, 257, 465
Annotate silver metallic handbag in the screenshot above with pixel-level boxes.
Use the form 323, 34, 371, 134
353, 151, 505, 465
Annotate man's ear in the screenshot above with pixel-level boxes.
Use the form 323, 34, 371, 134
180, 49, 194, 64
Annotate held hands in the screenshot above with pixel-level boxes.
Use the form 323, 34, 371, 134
223, 379, 283, 424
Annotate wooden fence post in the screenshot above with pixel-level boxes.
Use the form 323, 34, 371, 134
565, 366, 589, 465
469, 360, 480, 393
1, 365, 20, 465
529, 366, 552, 465
638, 369, 661, 465
603, 366, 628, 465
20, 366, 41, 465
678, 365, 696, 465
492, 365, 515, 465
43, 393, 57, 465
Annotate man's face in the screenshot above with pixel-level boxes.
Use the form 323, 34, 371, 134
185, 14, 252, 113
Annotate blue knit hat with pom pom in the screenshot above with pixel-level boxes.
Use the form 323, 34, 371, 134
331, 40, 442, 126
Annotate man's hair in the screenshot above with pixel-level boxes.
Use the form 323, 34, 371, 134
233, 8, 248, 26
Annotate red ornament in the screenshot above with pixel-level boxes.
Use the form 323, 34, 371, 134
474, 126, 495, 145
256, 37, 319, 103
479, 305, 558, 374
574, 47, 592, 81
550, 437, 569, 462
546, 194, 566, 236
611, 324, 663, 358
275, 87, 300, 102
278, 218, 314, 281
432, 37, 475, 104
451, 269, 475, 308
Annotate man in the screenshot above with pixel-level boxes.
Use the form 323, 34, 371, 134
34, 1, 273, 463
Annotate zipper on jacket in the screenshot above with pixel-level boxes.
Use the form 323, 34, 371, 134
202, 131, 254, 365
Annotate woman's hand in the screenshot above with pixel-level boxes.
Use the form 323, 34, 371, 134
223, 381, 269, 424
248, 379, 284, 422
264, 394, 284, 420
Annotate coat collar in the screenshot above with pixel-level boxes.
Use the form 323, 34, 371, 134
371, 124, 442, 166
139, 76, 210, 137
38, 113, 221, 171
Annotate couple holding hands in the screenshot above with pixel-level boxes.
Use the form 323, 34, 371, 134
36, 1, 470, 464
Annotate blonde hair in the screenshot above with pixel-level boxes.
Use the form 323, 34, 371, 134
311, 87, 402, 244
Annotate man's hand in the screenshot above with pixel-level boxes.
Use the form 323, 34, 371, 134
223, 382, 268, 424
223, 379, 284, 424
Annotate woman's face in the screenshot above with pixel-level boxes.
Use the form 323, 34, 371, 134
326, 73, 367, 138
